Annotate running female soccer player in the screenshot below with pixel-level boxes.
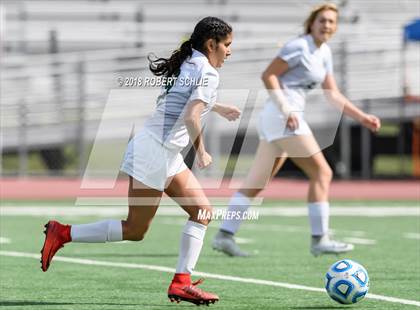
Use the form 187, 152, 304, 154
213, 3, 381, 257
41, 16, 239, 306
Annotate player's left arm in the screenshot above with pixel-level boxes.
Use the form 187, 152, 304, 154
211, 103, 241, 121
184, 99, 212, 169
322, 74, 381, 132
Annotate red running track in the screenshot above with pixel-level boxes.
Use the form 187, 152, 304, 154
0, 177, 418, 200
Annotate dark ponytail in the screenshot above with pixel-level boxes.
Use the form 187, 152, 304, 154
148, 16, 232, 78
148, 39, 193, 77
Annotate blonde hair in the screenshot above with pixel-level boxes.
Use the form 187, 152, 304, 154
304, 3, 339, 34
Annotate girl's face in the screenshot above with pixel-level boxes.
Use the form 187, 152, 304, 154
207, 33, 233, 68
310, 9, 337, 46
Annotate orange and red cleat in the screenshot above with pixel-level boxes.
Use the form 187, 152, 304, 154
168, 274, 219, 306
40, 220, 71, 272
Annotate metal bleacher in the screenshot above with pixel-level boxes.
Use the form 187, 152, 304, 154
1, 0, 419, 176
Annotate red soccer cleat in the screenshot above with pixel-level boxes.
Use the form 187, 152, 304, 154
168, 274, 219, 306
40, 220, 71, 272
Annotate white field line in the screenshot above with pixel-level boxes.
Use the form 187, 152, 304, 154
1, 206, 419, 217
0, 250, 419, 307
342, 237, 377, 245
0, 237, 11, 244
235, 237, 254, 244
159, 219, 370, 243
159, 218, 369, 239
337, 230, 366, 237
404, 233, 420, 240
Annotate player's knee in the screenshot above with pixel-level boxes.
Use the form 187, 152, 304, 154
323, 167, 333, 182
317, 167, 333, 185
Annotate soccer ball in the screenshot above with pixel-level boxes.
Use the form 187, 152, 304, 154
325, 259, 369, 304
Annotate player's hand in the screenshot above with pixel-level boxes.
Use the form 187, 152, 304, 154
215, 104, 241, 121
196, 151, 212, 169
361, 114, 381, 133
286, 113, 299, 130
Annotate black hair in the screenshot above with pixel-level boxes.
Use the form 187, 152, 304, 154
148, 16, 232, 78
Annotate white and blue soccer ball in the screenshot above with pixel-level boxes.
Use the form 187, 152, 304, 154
325, 259, 369, 304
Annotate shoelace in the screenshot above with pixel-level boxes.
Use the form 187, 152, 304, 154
183, 279, 206, 297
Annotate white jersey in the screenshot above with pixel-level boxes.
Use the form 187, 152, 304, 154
268, 34, 333, 113
258, 34, 333, 142
144, 49, 219, 148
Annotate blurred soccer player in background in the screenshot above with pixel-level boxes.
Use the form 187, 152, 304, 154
213, 3, 381, 257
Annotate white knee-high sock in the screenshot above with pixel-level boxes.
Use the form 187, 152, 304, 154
71, 219, 123, 243
308, 202, 329, 236
219, 192, 251, 234
175, 220, 207, 274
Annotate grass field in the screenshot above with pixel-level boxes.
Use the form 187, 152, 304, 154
0, 200, 419, 309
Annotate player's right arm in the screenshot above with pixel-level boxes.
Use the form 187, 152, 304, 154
184, 99, 212, 169
261, 57, 298, 130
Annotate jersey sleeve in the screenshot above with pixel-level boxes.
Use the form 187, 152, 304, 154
324, 45, 334, 74
277, 38, 304, 68
189, 67, 219, 106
